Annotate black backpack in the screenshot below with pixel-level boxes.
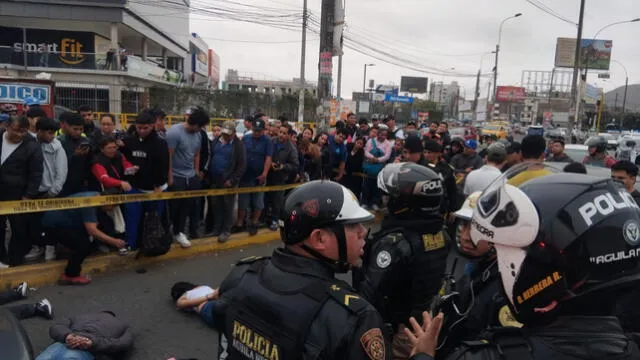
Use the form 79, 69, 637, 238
136, 209, 172, 258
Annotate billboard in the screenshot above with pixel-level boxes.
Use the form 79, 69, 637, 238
0, 26, 96, 69
208, 49, 220, 89
555, 37, 612, 70
400, 76, 428, 93
0, 82, 52, 105
496, 86, 526, 102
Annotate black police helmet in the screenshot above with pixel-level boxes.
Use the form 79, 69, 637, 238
280, 181, 374, 271
585, 136, 607, 153
472, 168, 640, 325
377, 162, 444, 215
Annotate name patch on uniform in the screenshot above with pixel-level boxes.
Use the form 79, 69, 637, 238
232, 320, 280, 360
516, 271, 562, 305
422, 232, 445, 251
360, 328, 385, 360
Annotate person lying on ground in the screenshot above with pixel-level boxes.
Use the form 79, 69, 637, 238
171, 281, 220, 328
0, 281, 53, 320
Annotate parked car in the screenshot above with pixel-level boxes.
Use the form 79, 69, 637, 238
563, 144, 589, 163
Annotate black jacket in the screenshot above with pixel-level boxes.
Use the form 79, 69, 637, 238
414, 316, 640, 360
208, 136, 246, 187
213, 249, 391, 360
547, 153, 573, 163
355, 216, 448, 331
269, 139, 299, 185
121, 130, 169, 190
0, 130, 43, 200
199, 129, 210, 173
58, 133, 91, 197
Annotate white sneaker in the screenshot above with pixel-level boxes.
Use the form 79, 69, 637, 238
24, 246, 44, 261
44, 245, 56, 262
0, 262, 8, 269
14, 282, 28, 298
174, 233, 191, 248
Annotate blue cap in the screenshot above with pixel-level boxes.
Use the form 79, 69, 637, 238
23, 96, 40, 106
464, 139, 478, 149
0, 114, 9, 122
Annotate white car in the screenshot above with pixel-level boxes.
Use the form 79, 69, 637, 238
563, 144, 588, 163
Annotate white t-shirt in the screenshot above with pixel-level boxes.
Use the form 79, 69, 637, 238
1, 133, 22, 165
185, 286, 215, 300
464, 165, 502, 196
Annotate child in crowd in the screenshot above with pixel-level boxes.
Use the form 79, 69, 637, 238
171, 282, 220, 328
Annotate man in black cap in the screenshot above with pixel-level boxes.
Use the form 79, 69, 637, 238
402, 135, 426, 166
502, 141, 522, 173
236, 117, 273, 236
423, 139, 457, 218
384, 115, 404, 140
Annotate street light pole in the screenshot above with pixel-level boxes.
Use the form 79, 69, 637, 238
473, 51, 495, 122
362, 63, 374, 93
612, 59, 629, 125
493, 13, 522, 103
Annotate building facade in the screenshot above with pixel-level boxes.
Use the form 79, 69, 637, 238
224, 69, 317, 97
0, 0, 194, 114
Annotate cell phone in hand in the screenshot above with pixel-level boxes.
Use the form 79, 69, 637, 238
124, 167, 137, 175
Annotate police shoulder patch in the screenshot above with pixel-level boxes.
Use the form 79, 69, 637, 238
235, 256, 269, 266
360, 328, 386, 360
327, 282, 368, 314
498, 305, 523, 328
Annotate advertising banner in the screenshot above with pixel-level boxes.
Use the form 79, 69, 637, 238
496, 86, 526, 102
400, 76, 428, 93
0, 82, 51, 104
555, 37, 613, 70
192, 48, 208, 76
0, 26, 96, 69
208, 49, 220, 88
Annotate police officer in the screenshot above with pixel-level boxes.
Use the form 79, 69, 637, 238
405, 166, 640, 359
354, 162, 448, 359
433, 191, 520, 359
212, 180, 391, 360
583, 136, 616, 168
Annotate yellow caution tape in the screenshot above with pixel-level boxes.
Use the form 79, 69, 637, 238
0, 183, 300, 215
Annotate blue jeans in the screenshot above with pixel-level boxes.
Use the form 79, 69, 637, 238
123, 188, 167, 249
199, 300, 221, 328
36, 342, 94, 360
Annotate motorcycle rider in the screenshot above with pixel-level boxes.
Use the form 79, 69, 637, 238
405, 164, 640, 359
211, 180, 391, 359
354, 162, 448, 359
583, 136, 616, 168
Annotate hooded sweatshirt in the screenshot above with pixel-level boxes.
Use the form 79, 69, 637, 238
38, 138, 68, 196
122, 130, 169, 191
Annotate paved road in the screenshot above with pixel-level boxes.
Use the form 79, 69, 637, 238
19, 242, 280, 360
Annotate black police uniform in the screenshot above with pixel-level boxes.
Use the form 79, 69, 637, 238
418, 157, 457, 216
355, 215, 448, 336
412, 316, 640, 360
435, 258, 519, 359
212, 249, 391, 360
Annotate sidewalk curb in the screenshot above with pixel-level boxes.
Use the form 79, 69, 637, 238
0, 212, 383, 290
0, 229, 281, 290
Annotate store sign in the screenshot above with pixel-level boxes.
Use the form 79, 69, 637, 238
0, 82, 51, 104
192, 49, 208, 76
0, 26, 96, 69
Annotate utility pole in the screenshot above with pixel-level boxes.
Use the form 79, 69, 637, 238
569, 0, 586, 132
317, 0, 334, 128
614, 92, 618, 112
336, 52, 343, 99
298, 0, 307, 125
472, 69, 480, 122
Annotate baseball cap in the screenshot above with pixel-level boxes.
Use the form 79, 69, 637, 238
487, 142, 507, 158
455, 191, 482, 220
221, 120, 235, 135
464, 139, 478, 150
423, 139, 443, 153
507, 141, 521, 154
403, 135, 423, 153
252, 118, 266, 131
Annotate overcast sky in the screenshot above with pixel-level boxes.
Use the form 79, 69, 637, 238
189, 0, 638, 99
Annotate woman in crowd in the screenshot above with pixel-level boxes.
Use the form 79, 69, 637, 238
90, 137, 138, 193
298, 138, 322, 181
343, 137, 365, 199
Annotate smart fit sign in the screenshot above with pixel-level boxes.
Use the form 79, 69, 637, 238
0, 26, 96, 69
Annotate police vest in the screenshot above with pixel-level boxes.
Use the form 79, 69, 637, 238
224, 260, 332, 360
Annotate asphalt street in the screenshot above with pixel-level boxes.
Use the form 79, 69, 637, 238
19, 241, 280, 360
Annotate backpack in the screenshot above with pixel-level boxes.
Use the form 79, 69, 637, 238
136, 209, 172, 258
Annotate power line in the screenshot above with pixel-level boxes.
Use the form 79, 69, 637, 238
524, 0, 578, 26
